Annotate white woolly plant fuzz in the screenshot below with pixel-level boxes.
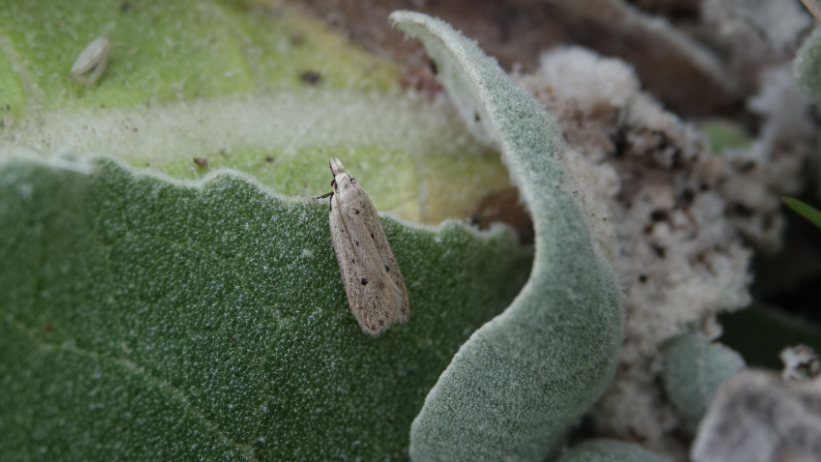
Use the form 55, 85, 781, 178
390, 11, 623, 462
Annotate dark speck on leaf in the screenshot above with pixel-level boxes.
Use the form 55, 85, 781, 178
193, 158, 208, 168
300, 71, 322, 86
474, 111, 481, 122
265, 156, 275, 163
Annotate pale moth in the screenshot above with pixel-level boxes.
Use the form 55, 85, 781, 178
317, 158, 410, 336
65, 36, 110, 85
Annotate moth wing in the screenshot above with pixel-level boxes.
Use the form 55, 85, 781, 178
356, 192, 410, 321
330, 193, 408, 336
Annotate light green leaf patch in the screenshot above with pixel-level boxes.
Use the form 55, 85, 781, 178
0, 0, 515, 226
389, 11, 623, 462
0, 0, 397, 115
0, 157, 532, 461
697, 119, 751, 154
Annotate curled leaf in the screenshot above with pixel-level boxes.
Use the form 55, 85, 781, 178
390, 11, 623, 462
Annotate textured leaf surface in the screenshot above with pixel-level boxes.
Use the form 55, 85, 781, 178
389, 11, 623, 462
558, 440, 673, 462
795, 26, 821, 102
0, 157, 532, 461
660, 331, 746, 432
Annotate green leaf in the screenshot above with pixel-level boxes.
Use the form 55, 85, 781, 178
0, 157, 532, 461
795, 26, 821, 102
660, 331, 746, 432
557, 440, 673, 462
0, 0, 398, 114
719, 303, 821, 370
783, 196, 821, 230
389, 11, 623, 462
697, 119, 751, 154
0, 0, 515, 227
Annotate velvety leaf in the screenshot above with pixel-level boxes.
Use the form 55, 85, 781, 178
558, 440, 673, 462
0, 157, 532, 461
660, 331, 746, 432
389, 11, 623, 462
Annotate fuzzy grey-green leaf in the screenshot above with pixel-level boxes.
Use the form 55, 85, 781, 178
0, 157, 532, 461
661, 330, 746, 432
558, 440, 673, 462
795, 27, 821, 102
389, 11, 623, 462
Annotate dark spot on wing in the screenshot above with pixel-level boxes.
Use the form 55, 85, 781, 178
361, 278, 368, 286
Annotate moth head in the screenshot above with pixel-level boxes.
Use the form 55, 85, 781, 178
329, 157, 356, 194
329, 157, 346, 176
